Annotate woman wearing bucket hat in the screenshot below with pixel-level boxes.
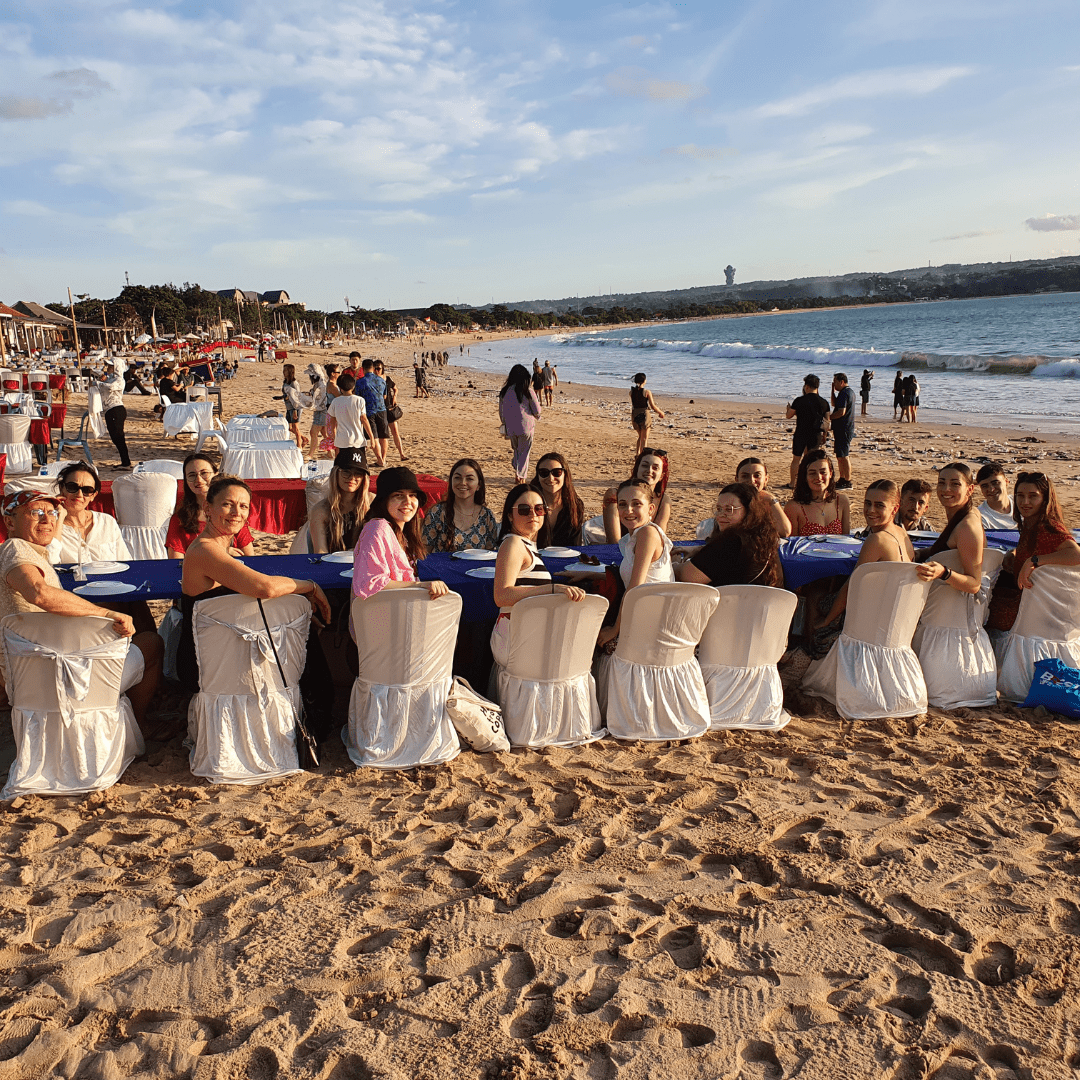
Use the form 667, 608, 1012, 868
352, 467, 448, 603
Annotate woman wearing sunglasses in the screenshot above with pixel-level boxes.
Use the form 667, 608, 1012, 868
47, 461, 130, 565
491, 484, 585, 668
530, 452, 586, 547
166, 452, 255, 559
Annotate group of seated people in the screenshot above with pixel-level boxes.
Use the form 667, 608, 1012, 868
1, 437, 1077, 765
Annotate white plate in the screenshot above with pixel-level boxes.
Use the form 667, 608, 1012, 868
465, 566, 497, 579
74, 581, 138, 596
452, 549, 498, 561
805, 547, 856, 559
908, 530, 940, 540
540, 546, 580, 558
339, 568, 354, 578
822, 536, 862, 546
81, 561, 130, 575
320, 551, 353, 563
562, 561, 606, 575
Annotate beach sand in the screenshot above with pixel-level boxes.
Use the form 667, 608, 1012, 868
1, 334, 1077, 1079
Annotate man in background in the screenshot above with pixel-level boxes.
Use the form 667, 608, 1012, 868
830, 372, 856, 490
355, 358, 389, 465
542, 359, 557, 405
896, 479, 934, 532
785, 374, 830, 488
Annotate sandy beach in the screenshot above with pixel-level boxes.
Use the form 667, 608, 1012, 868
1, 332, 1077, 1079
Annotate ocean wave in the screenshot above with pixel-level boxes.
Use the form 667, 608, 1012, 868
558, 333, 1080, 376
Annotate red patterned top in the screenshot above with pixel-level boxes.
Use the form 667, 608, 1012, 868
799, 515, 843, 537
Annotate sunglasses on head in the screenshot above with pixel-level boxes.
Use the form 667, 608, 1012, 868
515, 503, 547, 518
536, 467, 564, 480
62, 481, 97, 497
640, 448, 667, 458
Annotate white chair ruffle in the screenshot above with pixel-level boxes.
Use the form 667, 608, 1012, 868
603, 582, 718, 741
345, 589, 462, 770
996, 565, 1080, 703
0, 414, 33, 475
1, 614, 143, 798
187, 594, 310, 784
494, 594, 608, 748
112, 471, 177, 561
803, 562, 930, 719
582, 514, 607, 546
698, 584, 798, 730
913, 550, 999, 708
163, 401, 213, 438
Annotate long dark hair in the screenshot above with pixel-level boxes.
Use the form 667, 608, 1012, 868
707, 482, 781, 585
498, 483, 550, 546
938, 461, 976, 518
179, 451, 218, 532
499, 364, 532, 404
630, 447, 669, 498
531, 452, 583, 541
793, 449, 837, 506
364, 486, 427, 565
435, 458, 487, 553
1015, 471, 1068, 545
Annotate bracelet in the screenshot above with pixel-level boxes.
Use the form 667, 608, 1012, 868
551, 582, 555, 594
1032, 555, 1040, 568
940, 566, 952, 582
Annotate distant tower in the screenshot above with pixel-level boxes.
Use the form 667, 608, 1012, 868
724, 265, 736, 286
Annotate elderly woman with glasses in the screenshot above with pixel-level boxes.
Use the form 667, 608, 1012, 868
489, 484, 585, 668
47, 461, 130, 564
0, 489, 162, 726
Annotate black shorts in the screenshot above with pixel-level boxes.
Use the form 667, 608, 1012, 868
832, 426, 852, 458
370, 411, 390, 439
792, 431, 820, 456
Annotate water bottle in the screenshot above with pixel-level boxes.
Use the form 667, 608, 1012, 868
38, 465, 50, 477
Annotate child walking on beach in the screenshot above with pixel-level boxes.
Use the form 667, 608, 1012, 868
629, 373, 664, 456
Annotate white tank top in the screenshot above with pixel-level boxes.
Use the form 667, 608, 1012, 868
618, 523, 674, 589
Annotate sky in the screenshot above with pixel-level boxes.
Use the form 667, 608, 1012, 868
1, 0, 1079, 311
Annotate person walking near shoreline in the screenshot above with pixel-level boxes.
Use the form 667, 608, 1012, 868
498, 365, 541, 483
785, 374, 830, 489
860, 369, 873, 416
542, 360, 557, 405
629, 373, 664, 456
830, 372, 856, 490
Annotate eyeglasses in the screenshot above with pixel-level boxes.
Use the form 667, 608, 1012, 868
186, 470, 215, 482
62, 481, 97, 497
515, 504, 547, 518
537, 467, 564, 480
715, 504, 744, 515
339, 469, 367, 480
27, 508, 60, 521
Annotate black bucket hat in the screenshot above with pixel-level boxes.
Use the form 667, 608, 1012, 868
376, 466, 428, 506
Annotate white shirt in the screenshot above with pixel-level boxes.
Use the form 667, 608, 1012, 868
979, 499, 1015, 531
327, 394, 368, 448
97, 372, 125, 411
47, 512, 132, 564
618, 523, 674, 589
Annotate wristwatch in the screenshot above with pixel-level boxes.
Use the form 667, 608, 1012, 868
940, 566, 952, 582
1032, 555, 1040, 568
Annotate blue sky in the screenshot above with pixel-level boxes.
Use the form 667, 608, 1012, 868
1, 0, 1078, 310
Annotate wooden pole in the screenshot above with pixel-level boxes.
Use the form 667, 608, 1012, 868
0, 315, 8, 365
101, 302, 110, 354
67, 287, 82, 355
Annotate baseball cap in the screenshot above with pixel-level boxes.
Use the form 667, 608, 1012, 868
2, 489, 62, 516
333, 448, 370, 473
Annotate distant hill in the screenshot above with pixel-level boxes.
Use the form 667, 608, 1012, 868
475, 255, 1080, 315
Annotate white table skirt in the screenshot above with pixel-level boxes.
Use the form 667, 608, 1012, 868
226, 419, 289, 442
222, 444, 304, 479
163, 401, 214, 437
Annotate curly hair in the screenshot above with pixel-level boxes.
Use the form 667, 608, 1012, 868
531, 452, 584, 545
792, 449, 837, 505
707, 482, 781, 585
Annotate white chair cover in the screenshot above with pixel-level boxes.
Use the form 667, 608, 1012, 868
0, 370, 15, 393
87, 386, 106, 439
111, 471, 177, 560
977, 547, 1006, 627
163, 401, 213, 437
187, 593, 311, 784
996, 565, 1080, 703
289, 523, 311, 555
603, 582, 718, 741
134, 459, 185, 478
194, 428, 229, 455
495, 594, 608, 747
803, 562, 931, 719
913, 550, 999, 708
186, 385, 207, 400
0, 614, 143, 798
695, 518, 714, 542
305, 459, 334, 479
306, 476, 330, 518
698, 585, 798, 730
582, 514, 607, 546
345, 588, 462, 770
222, 443, 304, 479
0, 414, 33, 475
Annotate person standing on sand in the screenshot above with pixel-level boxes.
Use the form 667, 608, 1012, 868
785, 374, 830, 489
542, 360, 557, 406
829, 372, 856, 490
531, 360, 544, 400
326, 373, 380, 467
629, 373, 664, 456
498, 365, 542, 483
892, 372, 904, 420
860, 369, 873, 416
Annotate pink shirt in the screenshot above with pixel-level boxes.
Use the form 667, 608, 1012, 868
352, 518, 416, 599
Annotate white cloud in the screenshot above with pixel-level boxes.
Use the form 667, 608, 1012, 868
606, 66, 707, 102
754, 66, 975, 119
1025, 213, 1080, 231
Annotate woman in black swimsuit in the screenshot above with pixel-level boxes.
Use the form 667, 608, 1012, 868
179, 476, 333, 731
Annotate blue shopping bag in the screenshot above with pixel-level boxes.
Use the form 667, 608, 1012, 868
1021, 657, 1080, 719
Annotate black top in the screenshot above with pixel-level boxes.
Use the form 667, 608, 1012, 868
548, 499, 584, 547
690, 530, 782, 588
630, 385, 648, 411
790, 393, 830, 441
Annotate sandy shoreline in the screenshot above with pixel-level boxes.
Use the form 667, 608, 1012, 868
0, 335, 1077, 1079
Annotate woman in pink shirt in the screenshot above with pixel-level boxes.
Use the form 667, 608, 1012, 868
352, 467, 449, 602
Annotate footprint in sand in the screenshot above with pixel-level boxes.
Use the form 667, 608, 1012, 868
969, 941, 1019, 987
1051, 898, 1080, 935
862, 926, 965, 979
509, 984, 554, 1039
741, 1039, 783, 1078
661, 925, 703, 970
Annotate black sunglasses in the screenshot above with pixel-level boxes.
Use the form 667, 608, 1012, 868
514, 504, 547, 517
536, 467, 564, 480
62, 481, 97, 497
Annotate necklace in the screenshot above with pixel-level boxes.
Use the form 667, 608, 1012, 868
454, 502, 481, 530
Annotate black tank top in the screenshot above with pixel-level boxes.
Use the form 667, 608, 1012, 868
630, 386, 648, 410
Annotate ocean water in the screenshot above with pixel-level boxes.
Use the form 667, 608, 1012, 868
465, 292, 1080, 427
